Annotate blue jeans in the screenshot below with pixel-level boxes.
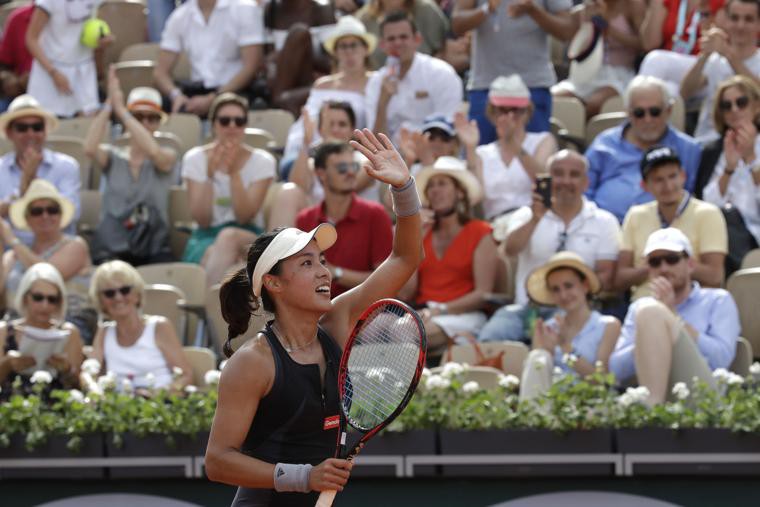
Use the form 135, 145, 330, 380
468, 87, 553, 145
147, 0, 182, 42
478, 304, 557, 343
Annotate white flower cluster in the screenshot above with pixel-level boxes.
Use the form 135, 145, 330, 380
713, 368, 744, 385
498, 374, 520, 389
97, 371, 117, 391
750, 362, 760, 376
172, 366, 184, 378
204, 369, 222, 386
184, 385, 198, 394
440, 362, 465, 379
562, 352, 578, 366
616, 386, 650, 407
81, 358, 101, 376
30, 370, 53, 385
462, 381, 480, 394
671, 382, 690, 400
425, 374, 451, 390
68, 389, 85, 403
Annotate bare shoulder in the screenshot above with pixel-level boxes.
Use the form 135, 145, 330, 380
219, 333, 276, 393
313, 75, 338, 89
602, 316, 622, 333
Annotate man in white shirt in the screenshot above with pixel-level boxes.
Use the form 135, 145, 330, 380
365, 10, 463, 143
154, 0, 265, 116
479, 150, 620, 342
681, 0, 760, 142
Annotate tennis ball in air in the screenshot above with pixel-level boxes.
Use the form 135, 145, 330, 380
80, 18, 111, 49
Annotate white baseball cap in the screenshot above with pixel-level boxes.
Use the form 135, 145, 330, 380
643, 227, 693, 257
250, 224, 338, 297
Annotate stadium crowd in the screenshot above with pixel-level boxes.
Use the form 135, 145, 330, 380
0, 0, 758, 409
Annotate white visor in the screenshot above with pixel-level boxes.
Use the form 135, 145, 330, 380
250, 224, 338, 297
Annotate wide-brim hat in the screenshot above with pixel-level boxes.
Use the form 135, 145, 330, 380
127, 87, 168, 123
0, 94, 59, 137
416, 156, 483, 206
323, 16, 377, 56
9, 179, 75, 231
526, 251, 601, 306
250, 223, 337, 297
567, 22, 604, 86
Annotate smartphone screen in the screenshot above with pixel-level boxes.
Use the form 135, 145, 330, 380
536, 175, 552, 209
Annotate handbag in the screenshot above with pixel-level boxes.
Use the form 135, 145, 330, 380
443, 333, 505, 369
93, 202, 168, 262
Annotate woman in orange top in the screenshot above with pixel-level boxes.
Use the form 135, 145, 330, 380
398, 156, 498, 352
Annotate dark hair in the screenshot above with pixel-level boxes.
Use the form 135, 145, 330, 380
209, 92, 249, 124
380, 10, 418, 36
318, 100, 356, 130
219, 228, 285, 357
314, 140, 352, 170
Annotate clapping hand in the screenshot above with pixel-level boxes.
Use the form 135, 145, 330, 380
533, 318, 559, 352
651, 276, 677, 310
47, 353, 70, 374
107, 65, 126, 115
453, 111, 479, 149
350, 129, 410, 188
508, 0, 536, 17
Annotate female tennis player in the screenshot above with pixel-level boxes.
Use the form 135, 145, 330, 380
205, 128, 422, 506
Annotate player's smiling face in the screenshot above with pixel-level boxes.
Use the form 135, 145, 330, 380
268, 241, 333, 312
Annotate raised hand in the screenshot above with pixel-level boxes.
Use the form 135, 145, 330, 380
735, 121, 757, 163
398, 127, 418, 167
533, 318, 558, 352
350, 128, 411, 188
453, 111, 479, 149
302, 107, 315, 146
651, 276, 676, 310
107, 65, 126, 114
723, 129, 740, 173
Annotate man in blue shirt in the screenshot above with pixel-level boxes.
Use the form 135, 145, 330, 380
0, 95, 80, 243
585, 76, 702, 222
609, 228, 739, 406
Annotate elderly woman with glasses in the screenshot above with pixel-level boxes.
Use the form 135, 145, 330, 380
699, 75, 760, 275
86, 260, 192, 393
84, 66, 178, 266
0, 262, 83, 399
1, 179, 95, 344
181, 93, 276, 285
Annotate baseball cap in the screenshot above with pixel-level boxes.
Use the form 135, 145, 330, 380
488, 75, 531, 108
643, 227, 693, 257
421, 115, 455, 137
640, 146, 681, 178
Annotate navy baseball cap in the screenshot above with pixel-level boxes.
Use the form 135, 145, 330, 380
640, 146, 681, 178
421, 115, 455, 137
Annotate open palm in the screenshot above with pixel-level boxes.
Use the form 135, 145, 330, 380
351, 128, 411, 188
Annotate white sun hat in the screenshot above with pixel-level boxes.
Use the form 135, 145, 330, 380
323, 15, 377, 56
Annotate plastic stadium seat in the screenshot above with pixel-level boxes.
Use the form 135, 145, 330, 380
168, 185, 192, 260
45, 136, 91, 188
56, 117, 108, 141
726, 268, 760, 359
730, 337, 753, 377
600, 95, 624, 115
247, 109, 295, 150
740, 248, 760, 270
552, 95, 586, 141
160, 113, 202, 156
120, 42, 191, 81
77, 189, 101, 245
585, 112, 626, 146
143, 283, 186, 341
113, 60, 156, 99
97, 0, 148, 69
183, 346, 216, 386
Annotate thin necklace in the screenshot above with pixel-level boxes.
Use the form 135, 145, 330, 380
271, 323, 318, 353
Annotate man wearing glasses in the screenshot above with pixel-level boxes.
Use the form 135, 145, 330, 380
609, 227, 739, 406
0, 94, 80, 244
616, 145, 727, 301
585, 76, 702, 222
295, 141, 393, 296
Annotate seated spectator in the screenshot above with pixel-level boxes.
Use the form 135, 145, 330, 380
474, 75, 558, 221
681, 0, 760, 143
0, 3, 34, 111
282, 17, 376, 170
84, 68, 177, 266
263, 0, 337, 114
87, 260, 193, 392
479, 150, 620, 343
519, 252, 621, 402
700, 75, 760, 274
398, 156, 497, 351
1, 180, 95, 344
357, 0, 449, 69
609, 228, 739, 405
585, 76, 702, 222
25, 0, 111, 117
616, 146, 727, 300
553, 0, 645, 118
154, 0, 265, 117
398, 113, 480, 176
452, 0, 574, 143
0, 95, 81, 244
638, 0, 726, 98
296, 141, 393, 297
181, 93, 275, 285
0, 262, 84, 400
365, 10, 463, 143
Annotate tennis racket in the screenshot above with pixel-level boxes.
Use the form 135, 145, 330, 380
315, 298, 426, 507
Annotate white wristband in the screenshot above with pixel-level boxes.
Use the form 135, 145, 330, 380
390, 177, 421, 218
273, 463, 313, 493
169, 88, 182, 100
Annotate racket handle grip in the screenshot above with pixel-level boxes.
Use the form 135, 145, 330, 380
315, 490, 337, 507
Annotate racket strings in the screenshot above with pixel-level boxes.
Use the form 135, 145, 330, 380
343, 304, 422, 430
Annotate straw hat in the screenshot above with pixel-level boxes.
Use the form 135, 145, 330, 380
526, 251, 600, 306
9, 179, 75, 231
323, 16, 377, 56
0, 95, 59, 137
567, 21, 604, 86
127, 87, 168, 123
415, 156, 483, 206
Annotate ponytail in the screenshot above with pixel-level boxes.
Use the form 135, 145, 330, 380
220, 267, 258, 358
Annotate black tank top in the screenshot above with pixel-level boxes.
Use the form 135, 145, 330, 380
231, 321, 342, 507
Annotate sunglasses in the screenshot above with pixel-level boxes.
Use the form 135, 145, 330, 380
631, 107, 663, 119
216, 116, 246, 127
28, 205, 61, 217
133, 112, 162, 123
718, 95, 750, 112
29, 292, 61, 305
101, 285, 133, 299
335, 161, 361, 174
647, 253, 685, 268
495, 106, 527, 116
12, 121, 45, 133
335, 41, 363, 52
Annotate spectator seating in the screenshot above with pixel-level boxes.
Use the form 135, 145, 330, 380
740, 248, 760, 270
57, 117, 108, 142
429, 365, 504, 389
552, 95, 586, 142
442, 342, 530, 378
726, 268, 760, 359
119, 42, 192, 82
77, 189, 101, 245
160, 113, 202, 156
143, 282, 186, 341
183, 346, 216, 386
46, 136, 91, 188
247, 109, 295, 151
98, 0, 148, 70
585, 112, 627, 147
168, 185, 192, 259
731, 337, 753, 376
113, 60, 156, 99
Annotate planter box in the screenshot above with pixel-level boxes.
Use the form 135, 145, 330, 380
437, 428, 615, 477
352, 430, 436, 478
617, 428, 760, 475
0, 434, 104, 479
104, 432, 206, 479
